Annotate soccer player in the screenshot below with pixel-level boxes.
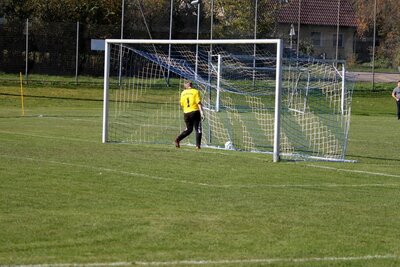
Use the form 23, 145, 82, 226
175, 81, 204, 149
391, 80, 400, 120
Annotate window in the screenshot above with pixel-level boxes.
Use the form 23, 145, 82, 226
333, 34, 344, 48
311, 32, 322, 47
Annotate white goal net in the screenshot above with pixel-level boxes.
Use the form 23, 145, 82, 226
103, 39, 353, 162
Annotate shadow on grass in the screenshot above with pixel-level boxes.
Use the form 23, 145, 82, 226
347, 154, 400, 162
0, 92, 102, 102
0, 114, 102, 119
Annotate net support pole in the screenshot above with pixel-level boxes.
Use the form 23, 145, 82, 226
341, 63, 346, 115
215, 54, 221, 112
25, 18, 29, 84
75, 21, 79, 85
252, 0, 258, 87
342, 65, 350, 159
102, 41, 111, 143
273, 39, 283, 162
194, 3, 200, 79
167, 0, 174, 86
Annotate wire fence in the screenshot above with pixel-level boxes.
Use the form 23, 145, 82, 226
0, 20, 120, 85
0, 0, 381, 85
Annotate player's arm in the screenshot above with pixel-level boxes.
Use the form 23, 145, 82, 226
195, 90, 205, 120
198, 102, 205, 121
392, 91, 398, 101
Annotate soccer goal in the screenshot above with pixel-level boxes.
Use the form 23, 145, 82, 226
102, 39, 353, 162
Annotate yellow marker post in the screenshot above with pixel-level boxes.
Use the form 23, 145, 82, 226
19, 72, 25, 116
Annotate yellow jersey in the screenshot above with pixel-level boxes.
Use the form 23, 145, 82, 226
180, 88, 201, 113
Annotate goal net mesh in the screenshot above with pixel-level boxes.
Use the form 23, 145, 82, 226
104, 41, 353, 161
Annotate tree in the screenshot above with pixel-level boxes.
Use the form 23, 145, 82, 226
0, 0, 35, 20
351, 0, 400, 66
206, 0, 281, 38
0, 0, 122, 25
125, 0, 171, 39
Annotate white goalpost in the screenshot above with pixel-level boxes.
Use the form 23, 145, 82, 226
102, 39, 353, 162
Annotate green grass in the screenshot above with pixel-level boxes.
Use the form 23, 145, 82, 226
352, 81, 395, 93
0, 84, 400, 266
0, 73, 104, 88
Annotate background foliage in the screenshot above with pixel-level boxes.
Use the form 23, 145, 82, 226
352, 0, 400, 67
1, 0, 400, 66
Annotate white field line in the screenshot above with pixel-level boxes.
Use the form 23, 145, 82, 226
0, 114, 101, 123
2, 254, 398, 267
3, 263, 129, 267
0, 127, 394, 172
1, 154, 399, 189
306, 164, 400, 179
43, 116, 105, 125
1, 129, 399, 183
134, 254, 398, 265
0, 130, 98, 143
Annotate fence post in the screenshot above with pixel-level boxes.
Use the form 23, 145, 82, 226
296, 0, 301, 58
75, 21, 80, 85
25, 18, 29, 84
335, 0, 341, 66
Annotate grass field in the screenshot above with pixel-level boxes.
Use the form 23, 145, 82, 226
0, 83, 399, 266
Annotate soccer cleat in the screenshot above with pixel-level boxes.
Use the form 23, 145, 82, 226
196, 146, 201, 150
174, 139, 180, 148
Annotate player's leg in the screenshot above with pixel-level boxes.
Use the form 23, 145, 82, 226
193, 111, 202, 149
397, 101, 400, 119
176, 112, 195, 146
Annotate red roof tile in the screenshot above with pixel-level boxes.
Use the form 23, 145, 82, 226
278, 0, 357, 27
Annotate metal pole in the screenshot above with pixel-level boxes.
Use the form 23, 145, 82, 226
372, 0, 377, 91
296, 0, 301, 58
341, 63, 346, 116
215, 54, 221, 112
207, 0, 214, 145
252, 0, 258, 86
335, 0, 341, 66
273, 39, 283, 163
208, 0, 214, 110
118, 0, 125, 86
253, 0, 258, 40
208, 0, 214, 89
75, 21, 80, 85
195, 2, 200, 78
167, 0, 174, 86
210, 0, 214, 52
103, 41, 111, 143
25, 18, 29, 84
120, 0, 124, 39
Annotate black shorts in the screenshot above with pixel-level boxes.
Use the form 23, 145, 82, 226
184, 110, 201, 123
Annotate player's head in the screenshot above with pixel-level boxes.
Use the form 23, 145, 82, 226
184, 80, 192, 89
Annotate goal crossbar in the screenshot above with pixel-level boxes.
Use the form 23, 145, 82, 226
104, 39, 283, 45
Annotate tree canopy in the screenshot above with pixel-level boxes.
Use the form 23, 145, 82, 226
351, 0, 400, 66
1, 0, 400, 65
0, 0, 121, 24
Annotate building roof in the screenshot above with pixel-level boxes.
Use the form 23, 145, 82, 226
278, 0, 357, 27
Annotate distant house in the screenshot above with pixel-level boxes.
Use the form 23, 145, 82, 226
277, 0, 357, 60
